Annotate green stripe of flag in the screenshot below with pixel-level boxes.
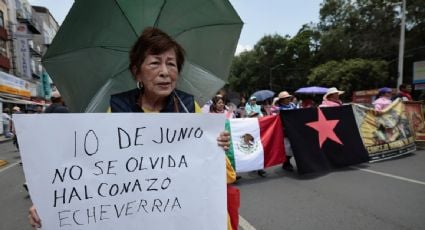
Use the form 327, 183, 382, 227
225, 120, 236, 170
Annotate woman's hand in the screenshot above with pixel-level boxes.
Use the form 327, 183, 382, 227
217, 131, 231, 151
29, 205, 41, 229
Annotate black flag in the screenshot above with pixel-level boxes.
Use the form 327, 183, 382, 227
280, 105, 369, 174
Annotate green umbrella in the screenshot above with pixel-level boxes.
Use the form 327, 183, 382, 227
43, 0, 243, 112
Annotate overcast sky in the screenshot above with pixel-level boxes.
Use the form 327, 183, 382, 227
28, 0, 323, 54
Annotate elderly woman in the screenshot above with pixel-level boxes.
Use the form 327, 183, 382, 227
29, 27, 236, 230
319, 87, 344, 107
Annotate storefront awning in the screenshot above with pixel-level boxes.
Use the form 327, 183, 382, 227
0, 94, 43, 105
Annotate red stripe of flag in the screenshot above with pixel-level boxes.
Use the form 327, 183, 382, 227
259, 115, 286, 168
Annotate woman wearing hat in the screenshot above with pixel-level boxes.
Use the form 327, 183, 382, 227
373, 87, 393, 111
319, 87, 344, 107
275, 91, 297, 171
276, 91, 297, 110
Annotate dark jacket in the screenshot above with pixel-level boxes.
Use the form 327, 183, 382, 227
44, 103, 69, 113
110, 88, 195, 113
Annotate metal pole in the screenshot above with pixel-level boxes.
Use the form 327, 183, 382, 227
269, 69, 272, 90
397, 0, 406, 88
269, 64, 284, 91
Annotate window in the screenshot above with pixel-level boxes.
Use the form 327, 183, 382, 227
0, 11, 4, 28
0, 40, 6, 56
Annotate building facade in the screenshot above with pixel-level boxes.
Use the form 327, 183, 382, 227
0, 0, 11, 73
0, 0, 60, 134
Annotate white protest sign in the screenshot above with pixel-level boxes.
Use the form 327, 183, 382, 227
14, 113, 227, 230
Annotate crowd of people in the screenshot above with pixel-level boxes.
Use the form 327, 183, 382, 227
202, 84, 413, 176
203, 84, 413, 121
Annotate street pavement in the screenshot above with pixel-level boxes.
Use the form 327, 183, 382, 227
0, 140, 424, 230
0, 141, 32, 230
236, 150, 425, 230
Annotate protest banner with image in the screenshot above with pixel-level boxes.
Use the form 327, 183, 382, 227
403, 101, 425, 142
14, 113, 227, 230
353, 100, 416, 162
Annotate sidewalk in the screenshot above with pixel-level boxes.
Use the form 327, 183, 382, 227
0, 135, 13, 167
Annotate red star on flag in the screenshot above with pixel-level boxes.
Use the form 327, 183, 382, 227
306, 108, 343, 148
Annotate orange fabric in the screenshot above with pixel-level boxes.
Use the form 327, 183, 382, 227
226, 157, 238, 229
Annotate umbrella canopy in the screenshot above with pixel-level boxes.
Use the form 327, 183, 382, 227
295, 86, 328, 94
43, 0, 243, 112
251, 90, 275, 101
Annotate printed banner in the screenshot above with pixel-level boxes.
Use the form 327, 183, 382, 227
353, 100, 416, 162
403, 101, 425, 141
14, 23, 32, 79
14, 113, 227, 230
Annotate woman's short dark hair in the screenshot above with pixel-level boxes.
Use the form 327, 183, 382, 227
129, 27, 185, 76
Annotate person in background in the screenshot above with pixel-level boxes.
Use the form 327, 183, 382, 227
373, 87, 393, 111
319, 87, 344, 107
270, 97, 280, 114
226, 102, 238, 118
2, 108, 12, 138
275, 91, 297, 172
300, 96, 314, 108
210, 94, 235, 119
291, 96, 300, 108
236, 97, 247, 118
276, 91, 297, 110
261, 99, 273, 116
35, 105, 43, 113
393, 84, 412, 101
11, 106, 22, 150
29, 27, 237, 230
44, 92, 69, 113
245, 96, 263, 118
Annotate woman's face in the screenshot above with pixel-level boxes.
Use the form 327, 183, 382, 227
137, 49, 179, 98
279, 97, 291, 105
216, 99, 225, 111
328, 93, 339, 101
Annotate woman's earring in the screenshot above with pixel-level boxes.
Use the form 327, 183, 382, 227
137, 81, 143, 90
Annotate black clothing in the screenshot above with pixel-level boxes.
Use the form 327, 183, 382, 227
110, 88, 195, 113
44, 103, 69, 113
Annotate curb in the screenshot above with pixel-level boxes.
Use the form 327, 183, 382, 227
0, 160, 7, 167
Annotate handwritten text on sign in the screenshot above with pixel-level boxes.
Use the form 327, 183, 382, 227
14, 113, 227, 230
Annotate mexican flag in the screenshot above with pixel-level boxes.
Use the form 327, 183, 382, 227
226, 116, 286, 172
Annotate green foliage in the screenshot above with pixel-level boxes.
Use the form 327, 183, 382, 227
307, 58, 390, 97
228, 28, 319, 94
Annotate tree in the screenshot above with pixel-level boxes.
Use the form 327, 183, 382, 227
318, 0, 400, 61
307, 58, 390, 98
229, 28, 321, 94
228, 0, 425, 95
318, 0, 425, 83
228, 50, 261, 94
